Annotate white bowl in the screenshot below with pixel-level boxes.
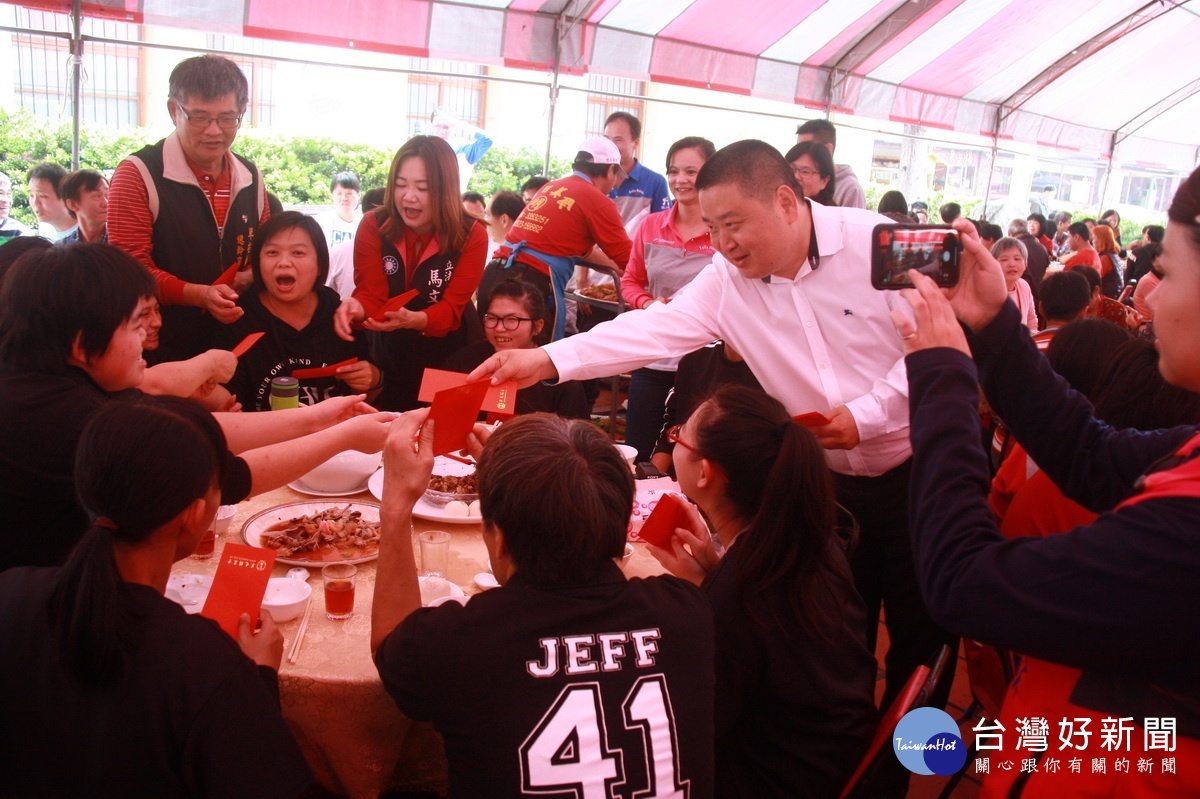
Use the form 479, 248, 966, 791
614, 444, 638, 467
213, 505, 237, 535
299, 450, 382, 494
260, 577, 312, 622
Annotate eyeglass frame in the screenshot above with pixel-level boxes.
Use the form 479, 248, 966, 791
666, 423, 727, 481
482, 312, 536, 331
176, 105, 243, 132
792, 166, 822, 180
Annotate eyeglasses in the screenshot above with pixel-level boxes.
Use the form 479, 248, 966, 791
667, 424, 727, 481
792, 167, 821, 179
483, 313, 535, 331
178, 106, 243, 131
666, 424, 700, 456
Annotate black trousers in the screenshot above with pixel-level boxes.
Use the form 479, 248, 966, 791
835, 459, 958, 711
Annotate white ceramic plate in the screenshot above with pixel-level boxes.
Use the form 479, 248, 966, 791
367, 466, 483, 525
165, 573, 213, 614
473, 572, 499, 591
419, 574, 466, 606
287, 476, 372, 498
242, 500, 382, 566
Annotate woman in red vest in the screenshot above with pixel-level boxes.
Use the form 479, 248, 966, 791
894, 166, 1200, 797
334, 136, 487, 410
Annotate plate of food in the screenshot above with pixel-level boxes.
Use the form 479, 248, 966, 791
566, 285, 620, 311
242, 501, 382, 565
367, 458, 483, 524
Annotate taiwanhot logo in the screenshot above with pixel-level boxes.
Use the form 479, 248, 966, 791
892, 707, 967, 776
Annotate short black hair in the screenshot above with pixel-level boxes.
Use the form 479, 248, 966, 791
1038, 270, 1091, 322
477, 414, 631, 585
795, 118, 836, 148
58, 170, 106, 206
362, 188, 385, 213
877, 190, 908, 216
462, 191, 485, 206
27, 163, 67, 193
939, 203, 961, 224
331, 171, 361, 192
1043, 185, 1056, 193
488, 277, 546, 321
488, 190, 524, 221
168, 54, 250, 111
1068, 222, 1091, 240
520, 176, 550, 196
696, 139, 798, 205
249, 211, 330, 288
0, 243, 156, 372
1046, 318, 1132, 400
1073, 265, 1101, 294
666, 136, 716, 171
1144, 225, 1165, 244
603, 111, 641, 141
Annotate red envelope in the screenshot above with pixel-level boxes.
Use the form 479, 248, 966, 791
792, 411, 832, 427
636, 492, 689, 549
418, 368, 519, 416
429, 379, 491, 456
370, 289, 420, 321
199, 543, 276, 639
292, 357, 358, 380
212, 262, 241, 287
230, 332, 265, 358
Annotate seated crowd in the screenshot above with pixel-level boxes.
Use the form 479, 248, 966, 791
0, 50, 1195, 799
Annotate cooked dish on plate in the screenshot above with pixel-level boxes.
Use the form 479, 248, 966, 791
260, 505, 380, 560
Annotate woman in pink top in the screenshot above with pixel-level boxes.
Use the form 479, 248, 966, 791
993, 237, 1038, 332
619, 136, 718, 460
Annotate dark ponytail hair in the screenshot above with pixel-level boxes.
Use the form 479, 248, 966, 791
49, 396, 227, 686
691, 385, 854, 637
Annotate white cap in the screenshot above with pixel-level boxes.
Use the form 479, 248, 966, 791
575, 136, 621, 166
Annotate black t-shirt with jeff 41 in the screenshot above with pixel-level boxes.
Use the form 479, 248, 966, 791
376, 562, 716, 798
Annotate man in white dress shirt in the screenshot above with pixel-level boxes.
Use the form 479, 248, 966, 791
469, 139, 955, 717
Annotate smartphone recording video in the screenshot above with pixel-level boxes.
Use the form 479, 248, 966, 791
870, 224, 961, 290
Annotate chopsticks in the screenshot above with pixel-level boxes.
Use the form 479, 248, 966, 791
287, 595, 314, 664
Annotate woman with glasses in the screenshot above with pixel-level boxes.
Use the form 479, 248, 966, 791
650, 385, 876, 798
334, 136, 487, 410
784, 140, 836, 206
445, 278, 589, 419
619, 136, 718, 461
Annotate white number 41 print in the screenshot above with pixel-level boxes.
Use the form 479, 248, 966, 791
519, 675, 689, 799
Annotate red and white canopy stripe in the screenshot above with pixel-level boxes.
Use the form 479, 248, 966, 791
10, 0, 1200, 167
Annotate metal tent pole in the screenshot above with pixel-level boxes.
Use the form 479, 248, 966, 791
69, 0, 83, 169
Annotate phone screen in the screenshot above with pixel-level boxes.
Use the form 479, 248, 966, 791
871, 225, 960, 290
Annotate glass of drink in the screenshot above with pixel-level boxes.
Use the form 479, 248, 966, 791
322, 563, 357, 620
418, 530, 451, 577
191, 527, 216, 560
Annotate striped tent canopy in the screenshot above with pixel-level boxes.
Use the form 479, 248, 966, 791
12, 0, 1200, 167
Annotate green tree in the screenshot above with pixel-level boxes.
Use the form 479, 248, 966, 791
467, 146, 570, 197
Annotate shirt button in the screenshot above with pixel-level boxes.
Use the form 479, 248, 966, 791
806, 321, 813, 328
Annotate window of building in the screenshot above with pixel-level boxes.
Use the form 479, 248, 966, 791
405, 59, 486, 137
585, 74, 645, 137
207, 35, 277, 127
11, 9, 143, 128
1120, 173, 1181, 213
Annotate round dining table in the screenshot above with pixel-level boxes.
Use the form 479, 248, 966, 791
170, 476, 676, 798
